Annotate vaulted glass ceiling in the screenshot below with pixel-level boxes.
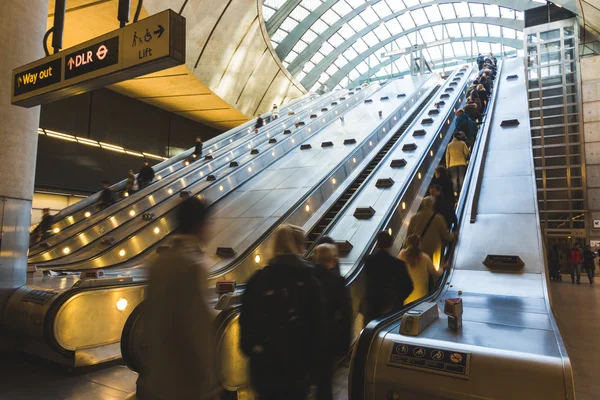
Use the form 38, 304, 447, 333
263, 1, 544, 91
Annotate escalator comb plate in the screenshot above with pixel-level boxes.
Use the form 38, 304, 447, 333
391, 159, 407, 168
321, 141, 334, 148
354, 207, 376, 220
300, 144, 312, 150
403, 143, 418, 151
501, 119, 520, 127
216, 247, 237, 258
413, 129, 427, 137
344, 138, 357, 145
376, 178, 395, 188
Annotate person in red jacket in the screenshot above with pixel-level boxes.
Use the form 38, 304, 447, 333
567, 243, 583, 284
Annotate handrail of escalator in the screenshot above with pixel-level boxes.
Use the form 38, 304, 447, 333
31, 92, 318, 240
348, 61, 504, 400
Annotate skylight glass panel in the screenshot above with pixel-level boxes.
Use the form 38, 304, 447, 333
445, 23, 462, 38
359, 7, 379, 24
320, 41, 334, 55
385, 18, 403, 34
488, 25, 501, 37
343, 47, 359, 60
396, 36, 412, 48
516, 11, 524, 20
491, 43, 502, 54
296, 70, 307, 81
332, 1, 353, 17
427, 46, 442, 60
290, 6, 310, 22
349, 15, 368, 31
398, 13, 416, 30
424, 5, 442, 22
404, 0, 420, 7
372, 1, 393, 18
516, 31, 524, 40
439, 4, 456, 19
263, 7, 276, 21
326, 64, 339, 75
284, 50, 298, 63
484, 5, 500, 18
502, 27, 516, 39
367, 53, 380, 67
478, 42, 491, 54
459, 23, 472, 37
338, 24, 356, 40
323, 9, 341, 25
453, 2, 470, 18
353, 38, 369, 54
356, 61, 369, 74
282, 60, 289, 68
319, 71, 330, 82
374, 24, 391, 40
281, 17, 299, 32
292, 40, 308, 54
312, 19, 329, 34
300, 0, 322, 12
410, 8, 428, 26
420, 27, 436, 42
346, 0, 365, 9
432, 25, 444, 40
348, 69, 360, 81
473, 23, 488, 36
311, 52, 324, 64
272, 29, 288, 43
452, 42, 466, 56
310, 81, 321, 92
500, 7, 515, 19
264, 0, 287, 7
304, 60, 316, 72
387, 0, 406, 13
394, 56, 410, 72
443, 43, 455, 57
270, 40, 279, 48
302, 29, 319, 44
328, 33, 344, 48
334, 55, 349, 69
469, 3, 485, 17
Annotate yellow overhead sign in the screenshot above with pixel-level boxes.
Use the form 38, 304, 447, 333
12, 9, 185, 108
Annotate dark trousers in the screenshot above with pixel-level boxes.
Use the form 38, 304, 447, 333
256, 388, 309, 400
316, 360, 335, 400
449, 165, 467, 196
139, 180, 150, 190
570, 263, 581, 282
586, 266, 595, 283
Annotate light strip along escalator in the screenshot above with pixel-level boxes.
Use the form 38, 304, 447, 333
304, 87, 440, 250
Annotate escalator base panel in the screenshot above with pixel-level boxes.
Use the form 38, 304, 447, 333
376, 178, 395, 188
344, 138, 357, 145
300, 144, 312, 150
354, 206, 376, 220
321, 141, 334, 148
391, 159, 407, 168
501, 119, 520, 127
413, 129, 426, 137
403, 143, 418, 151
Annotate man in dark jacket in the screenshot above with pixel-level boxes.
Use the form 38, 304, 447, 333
254, 115, 264, 133
137, 161, 155, 189
312, 243, 351, 400
363, 231, 413, 323
567, 243, 583, 284
429, 185, 457, 230
583, 245, 596, 284
240, 225, 325, 400
476, 53, 484, 70
193, 137, 203, 159
37, 208, 54, 240
98, 181, 115, 210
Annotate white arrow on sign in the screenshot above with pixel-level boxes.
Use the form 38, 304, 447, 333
96, 45, 108, 60
68, 58, 75, 70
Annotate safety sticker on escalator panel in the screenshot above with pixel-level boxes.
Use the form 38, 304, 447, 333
388, 342, 470, 379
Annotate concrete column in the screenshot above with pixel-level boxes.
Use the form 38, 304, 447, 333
0, 2, 48, 307
582, 55, 600, 244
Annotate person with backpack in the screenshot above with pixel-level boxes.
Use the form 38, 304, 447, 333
312, 243, 351, 400
583, 244, 596, 284
194, 137, 203, 159
547, 244, 563, 282
400, 235, 444, 305
363, 231, 413, 323
567, 242, 583, 284
431, 166, 455, 206
138, 160, 155, 190
404, 197, 456, 270
240, 225, 325, 400
428, 185, 456, 230
98, 180, 115, 210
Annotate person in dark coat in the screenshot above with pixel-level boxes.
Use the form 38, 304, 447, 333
98, 181, 115, 210
547, 244, 562, 281
240, 225, 325, 400
431, 166, 455, 206
480, 75, 491, 95
312, 244, 351, 400
428, 185, 457, 230
476, 53, 485, 70
254, 115, 264, 133
477, 84, 488, 112
193, 137, 203, 159
37, 208, 55, 240
583, 245, 596, 284
318, 235, 341, 275
137, 161, 155, 190
465, 101, 481, 123
363, 231, 413, 323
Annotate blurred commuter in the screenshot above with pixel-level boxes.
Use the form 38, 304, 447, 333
194, 137, 203, 159
479, 74, 491, 95
363, 231, 413, 323
254, 115, 264, 133
312, 244, 351, 400
446, 132, 470, 196
453, 109, 475, 144
468, 89, 482, 111
98, 180, 115, 210
125, 170, 138, 194
548, 244, 563, 282
271, 104, 279, 120
465, 101, 481, 123
431, 166, 455, 206
404, 197, 455, 270
138, 161, 155, 190
400, 235, 444, 305
240, 225, 324, 400
37, 208, 54, 241
428, 185, 456, 229
477, 84, 488, 112
318, 235, 341, 275
567, 242, 583, 284
139, 198, 219, 400
583, 245, 596, 284
476, 53, 485, 70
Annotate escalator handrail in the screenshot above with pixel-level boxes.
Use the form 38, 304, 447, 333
348, 61, 504, 400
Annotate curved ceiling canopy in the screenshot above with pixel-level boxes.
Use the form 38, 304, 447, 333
263, 0, 547, 90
